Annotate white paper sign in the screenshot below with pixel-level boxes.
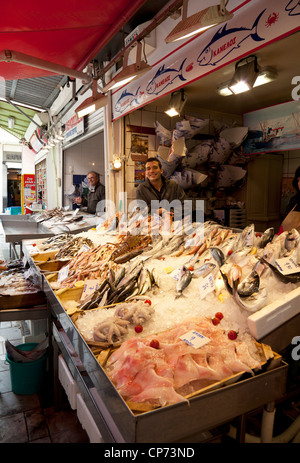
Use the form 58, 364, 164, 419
80, 279, 100, 300
180, 330, 211, 349
58, 264, 69, 282
198, 273, 215, 299
78, 244, 91, 254
275, 256, 300, 275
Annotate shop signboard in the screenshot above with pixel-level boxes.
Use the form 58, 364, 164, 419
111, 0, 300, 121
243, 99, 300, 154
64, 114, 84, 142
30, 128, 47, 154
21, 174, 36, 214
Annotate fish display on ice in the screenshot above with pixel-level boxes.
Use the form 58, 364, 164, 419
105, 317, 264, 408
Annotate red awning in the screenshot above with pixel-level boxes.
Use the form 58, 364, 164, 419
0, 0, 147, 81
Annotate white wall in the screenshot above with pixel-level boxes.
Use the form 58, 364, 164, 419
22, 145, 35, 174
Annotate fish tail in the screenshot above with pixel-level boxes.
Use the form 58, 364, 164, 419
251, 9, 266, 41
178, 58, 187, 80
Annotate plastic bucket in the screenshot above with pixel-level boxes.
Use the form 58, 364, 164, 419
6, 343, 48, 395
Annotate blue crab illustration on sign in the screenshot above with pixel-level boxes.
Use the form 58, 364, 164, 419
146, 58, 187, 95
197, 9, 266, 67
114, 87, 144, 114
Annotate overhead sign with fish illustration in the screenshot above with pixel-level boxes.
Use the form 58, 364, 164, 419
112, 0, 300, 121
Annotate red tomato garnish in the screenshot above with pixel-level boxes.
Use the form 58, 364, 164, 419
192, 233, 196, 237
256, 233, 262, 237
144, 299, 151, 306
212, 317, 220, 326
162, 257, 165, 260
134, 325, 143, 333
228, 330, 238, 340
227, 250, 233, 255
32, 243, 36, 247
188, 266, 194, 271
150, 339, 160, 349
215, 312, 224, 320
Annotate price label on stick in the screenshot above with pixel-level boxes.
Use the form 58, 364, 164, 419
275, 256, 300, 275
80, 279, 100, 300
180, 330, 211, 349
58, 264, 69, 282
198, 273, 215, 299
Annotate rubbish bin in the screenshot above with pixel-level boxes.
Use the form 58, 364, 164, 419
6, 343, 48, 395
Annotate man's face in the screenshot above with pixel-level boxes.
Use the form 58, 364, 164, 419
87, 173, 98, 188
145, 161, 163, 182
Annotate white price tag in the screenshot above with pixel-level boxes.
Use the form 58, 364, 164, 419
170, 267, 182, 281
58, 264, 69, 282
275, 256, 300, 275
24, 268, 33, 280
78, 244, 91, 254
180, 330, 211, 349
198, 273, 215, 299
80, 279, 100, 300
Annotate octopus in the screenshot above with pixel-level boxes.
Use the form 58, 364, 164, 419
93, 317, 130, 344
114, 301, 154, 325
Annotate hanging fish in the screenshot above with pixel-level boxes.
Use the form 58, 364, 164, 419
175, 266, 192, 299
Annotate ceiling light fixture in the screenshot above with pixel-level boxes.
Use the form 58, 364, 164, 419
103, 41, 152, 92
228, 55, 259, 95
165, 0, 233, 43
8, 116, 15, 129
165, 89, 187, 117
216, 57, 278, 96
75, 79, 107, 118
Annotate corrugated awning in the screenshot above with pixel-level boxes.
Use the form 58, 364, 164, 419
0, 0, 147, 81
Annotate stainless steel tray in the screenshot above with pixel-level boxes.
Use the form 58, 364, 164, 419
43, 274, 288, 443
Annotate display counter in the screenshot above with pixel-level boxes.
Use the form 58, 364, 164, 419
22, 242, 289, 443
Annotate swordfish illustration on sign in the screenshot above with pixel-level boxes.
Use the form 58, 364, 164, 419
197, 9, 266, 67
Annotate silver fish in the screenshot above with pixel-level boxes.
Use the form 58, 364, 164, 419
285, 228, 300, 252
257, 227, 274, 248
237, 270, 260, 297
233, 285, 267, 313
210, 247, 225, 267
175, 266, 192, 299
192, 262, 216, 278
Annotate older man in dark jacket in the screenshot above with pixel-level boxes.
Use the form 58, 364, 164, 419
73, 171, 105, 214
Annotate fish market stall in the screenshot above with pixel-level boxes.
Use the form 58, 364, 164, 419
21, 216, 298, 442
0, 207, 99, 259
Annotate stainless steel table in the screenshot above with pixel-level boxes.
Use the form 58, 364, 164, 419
0, 218, 54, 259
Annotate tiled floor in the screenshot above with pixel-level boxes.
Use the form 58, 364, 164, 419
0, 230, 89, 443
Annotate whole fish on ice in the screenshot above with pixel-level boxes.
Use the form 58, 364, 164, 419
175, 266, 192, 299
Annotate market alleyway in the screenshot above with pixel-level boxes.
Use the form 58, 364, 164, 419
0, 231, 89, 443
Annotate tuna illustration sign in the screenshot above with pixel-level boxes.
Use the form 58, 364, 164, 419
197, 9, 266, 67
111, 0, 300, 120
146, 58, 187, 95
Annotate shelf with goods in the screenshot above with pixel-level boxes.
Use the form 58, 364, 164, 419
35, 159, 47, 210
